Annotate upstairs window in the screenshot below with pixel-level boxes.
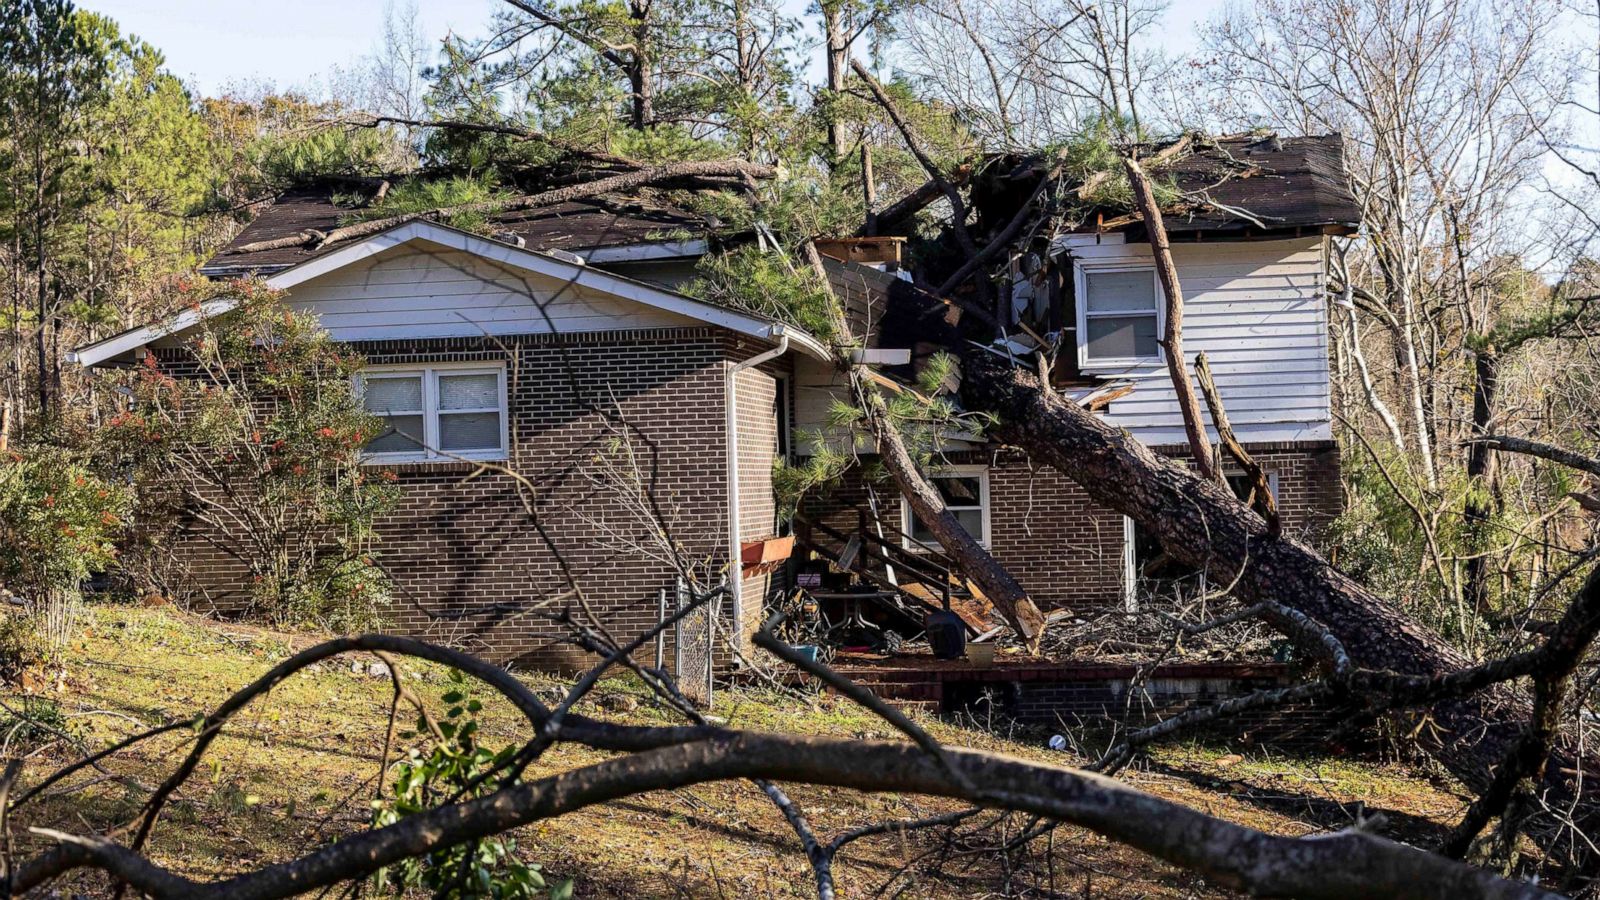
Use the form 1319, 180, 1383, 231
903, 467, 990, 548
1076, 265, 1162, 366
359, 364, 508, 463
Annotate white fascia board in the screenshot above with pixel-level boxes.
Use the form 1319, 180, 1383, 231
72, 221, 828, 367
574, 239, 709, 264
1053, 232, 1129, 252
68, 296, 240, 368
848, 348, 911, 365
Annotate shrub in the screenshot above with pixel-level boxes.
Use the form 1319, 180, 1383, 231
0, 449, 129, 659
102, 281, 399, 630
0, 611, 46, 682
372, 671, 571, 899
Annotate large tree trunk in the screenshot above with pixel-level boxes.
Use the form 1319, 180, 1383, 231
628, 0, 654, 130
823, 4, 848, 164
1463, 347, 1501, 621
852, 370, 1045, 649
959, 351, 1589, 824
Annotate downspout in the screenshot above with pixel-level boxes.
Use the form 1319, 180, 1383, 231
726, 324, 789, 646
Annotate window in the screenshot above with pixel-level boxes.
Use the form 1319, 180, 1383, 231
1076, 264, 1162, 366
1123, 471, 1276, 610
903, 467, 990, 548
359, 364, 508, 462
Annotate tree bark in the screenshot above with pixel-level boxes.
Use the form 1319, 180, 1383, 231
860, 167, 972, 235
1122, 156, 1215, 480
824, 4, 848, 164
959, 351, 1591, 826
1195, 351, 1279, 536
628, 0, 654, 130
851, 369, 1046, 649
860, 145, 877, 235
1463, 347, 1501, 620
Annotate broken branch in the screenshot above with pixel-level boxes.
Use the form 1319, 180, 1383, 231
1195, 350, 1280, 535
223, 159, 777, 256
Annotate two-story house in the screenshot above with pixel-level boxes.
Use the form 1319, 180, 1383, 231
72, 133, 1359, 666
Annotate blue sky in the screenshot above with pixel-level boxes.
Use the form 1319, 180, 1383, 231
85, 0, 1226, 97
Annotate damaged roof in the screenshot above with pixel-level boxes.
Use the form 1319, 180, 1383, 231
201, 182, 715, 276
1156, 133, 1361, 234
987, 133, 1361, 237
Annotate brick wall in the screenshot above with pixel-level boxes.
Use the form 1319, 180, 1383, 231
801, 441, 1342, 610
155, 327, 757, 671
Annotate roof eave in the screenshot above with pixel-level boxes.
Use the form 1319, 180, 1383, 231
76, 220, 826, 368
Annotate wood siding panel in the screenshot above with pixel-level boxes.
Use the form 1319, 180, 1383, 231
1060, 237, 1331, 446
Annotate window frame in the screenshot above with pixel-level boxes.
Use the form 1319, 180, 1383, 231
901, 465, 991, 550
1074, 262, 1165, 368
357, 361, 510, 464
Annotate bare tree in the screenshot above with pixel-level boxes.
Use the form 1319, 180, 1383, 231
894, 0, 1172, 148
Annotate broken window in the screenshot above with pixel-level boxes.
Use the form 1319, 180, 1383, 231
1076, 265, 1161, 366
903, 467, 989, 547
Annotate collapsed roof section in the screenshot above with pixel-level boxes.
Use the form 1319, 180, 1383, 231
973, 133, 1362, 241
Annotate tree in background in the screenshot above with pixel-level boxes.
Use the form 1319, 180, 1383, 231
0, 0, 112, 432
1197, 0, 1583, 648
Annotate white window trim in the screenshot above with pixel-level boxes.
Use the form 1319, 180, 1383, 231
901, 465, 991, 550
1074, 262, 1165, 368
357, 361, 510, 464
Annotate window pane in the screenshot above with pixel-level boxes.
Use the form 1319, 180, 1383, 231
367, 414, 424, 453
953, 508, 985, 541
1085, 270, 1157, 313
933, 476, 982, 507
909, 509, 985, 544
438, 373, 499, 411
363, 375, 422, 413
439, 412, 502, 451
1086, 315, 1158, 360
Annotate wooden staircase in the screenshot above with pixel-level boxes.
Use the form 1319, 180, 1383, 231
793, 507, 995, 634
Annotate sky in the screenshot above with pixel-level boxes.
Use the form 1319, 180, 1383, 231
84, 0, 1228, 98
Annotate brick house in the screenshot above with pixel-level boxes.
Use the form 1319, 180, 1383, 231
71, 135, 1359, 666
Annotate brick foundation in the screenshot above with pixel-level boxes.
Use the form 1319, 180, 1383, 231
834, 659, 1362, 748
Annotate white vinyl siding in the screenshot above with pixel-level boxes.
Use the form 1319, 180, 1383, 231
902, 466, 990, 548
1076, 265, 1162, 366
284, 244, 695, 342
1057, 235, 1332, 446
360, 362, 509, 463
792, 236, 1332, 450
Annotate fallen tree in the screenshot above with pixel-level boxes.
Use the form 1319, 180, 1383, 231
222, 159, 777, 256
959, 350, 1597, 852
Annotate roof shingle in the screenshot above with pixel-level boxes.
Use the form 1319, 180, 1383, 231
201, 185, 714, 275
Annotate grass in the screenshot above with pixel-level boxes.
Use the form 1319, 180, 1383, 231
5, 604, 1472, 898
